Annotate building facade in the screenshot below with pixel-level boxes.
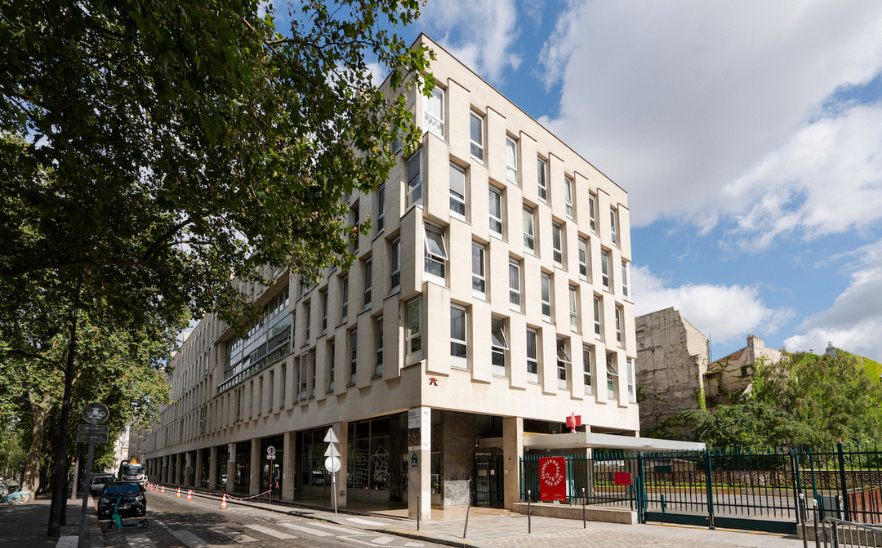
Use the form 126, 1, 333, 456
140, 34, 639, 520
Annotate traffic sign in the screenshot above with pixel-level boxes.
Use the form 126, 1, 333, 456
81, 402, 109, 424
77, 432, 109, 444
324, 443, 340, 458
325, 456, 341, 473
323, 428, 338, 444
267, 445, 276, 456
77, 424, 109, 434
267, 454, 276, 460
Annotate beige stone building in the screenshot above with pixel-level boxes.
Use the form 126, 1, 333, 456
140, 34, 640, 519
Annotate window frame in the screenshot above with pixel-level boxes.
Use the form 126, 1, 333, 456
537, 157, 547, 202
569, 285, 579, 331
615, 305, 623, 346
406, 150, 423, 208
374, 316, 384, 377
449, 163, 466, 219
405, 298, 422, 360
423, 223, 449, 282
424, 87, 445, 139
489, 187, 504, 237
583, 345, 593, 395
340, 275, 349, 323
526, 328, 539, 383
552, 222, 563, 267
491, 318, 509, 377
390, 238, 401, 292
523, 205, 535, 253
506, 137, 518, 184
541, 272, 552, 319
564, 176, 574, 218
601, 249, 610, 290
627, 358, 636, 403
320, 290, 328, 334
593, 295, 602, 338
349, 328, 357, 385
610, 208, 618, 245
327, 340, 336, 392
607, 354, 619, 400
450, 305, 468, 369
556, 338, 571, 390
578, 237, 588, 280
508, 259, 521, 309
363, 259, 372, 310
471, 243, 486, 298
622, 262, 630, 299
470, 111, 484, 162
376, 185, 385, 234
589, 194, 597, 233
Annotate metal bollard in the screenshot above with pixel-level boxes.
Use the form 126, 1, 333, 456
463, 479, 471, 539
417, 494, 420, 532
799, 493, 807, 548
527, 490, 532, 534
582, 487, 586, 529
812, 498, 821, 548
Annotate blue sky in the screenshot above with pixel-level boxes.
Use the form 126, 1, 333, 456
273, 0, 882, 361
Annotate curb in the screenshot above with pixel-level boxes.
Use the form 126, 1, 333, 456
371, 528, 482, 548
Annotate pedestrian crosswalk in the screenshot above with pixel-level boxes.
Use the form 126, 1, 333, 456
115, 518, 425, 547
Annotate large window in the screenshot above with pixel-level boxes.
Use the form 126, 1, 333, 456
450, 306, 467, 368
569, 285, 579, 331
491, 318, 508, 377
537, 158, 547, 202
363, 259, 372, 310
310, 350, 316, 398
564, 176, 574, 218
506, 137, 518, 183
526, 328, 539, 383
425, 87, 444, 138
405, 298, 422, 358
374, 317, 383, 377
627, 358, 636, 403
450, 163, 466, 218
341, 275, 349, 323
406, 150, 422, 207
470, 112, 484, 161
390, 238, 400, 292
305, 303, 311, 342
622, 262, 630, 299
523, 206, 535, 253
541, 273, 552, 319
607, 354, 618, 400
320, 290, 328, 334
376, 185, 385, 233
601, 250, 610, 290
615, 305, 623, 346
298, 353, 307, 400
578, 237, 588, 280
583, 346, 593, 395
472, 243, 486, 297
557, 338, 570, 390
489, 187, 503, 237
424, 224, 449, 280
509, 260, 521, 308
610, 208, 618, 245
552, 222, 563, 266
349, 329, 357, 385
589, 193, 597, 233
594, 295, 602, 338
328, 341, 335, 392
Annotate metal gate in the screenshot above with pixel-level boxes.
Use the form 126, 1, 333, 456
475, 453, 503, 507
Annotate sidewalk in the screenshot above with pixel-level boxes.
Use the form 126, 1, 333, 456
182, 488, 808, 548
0, 494, 103, 548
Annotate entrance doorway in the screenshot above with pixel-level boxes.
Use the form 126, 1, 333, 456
474, 453, 503, 507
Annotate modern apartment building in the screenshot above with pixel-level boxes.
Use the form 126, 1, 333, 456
139, 34, 639, 520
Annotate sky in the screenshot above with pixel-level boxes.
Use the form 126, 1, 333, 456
272, 0, 882, 362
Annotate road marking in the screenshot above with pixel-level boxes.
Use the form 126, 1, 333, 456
126, 533, 155, 547
209, 526, 258, 542
55, 538, 77, 548
169, 530, 212, 548
277, 523, 335, 537
404, 543, 425, 547
244, 524, 295, 539
370, 536, 395, 545
310, 522, 365, 534
347, 517, 387, 526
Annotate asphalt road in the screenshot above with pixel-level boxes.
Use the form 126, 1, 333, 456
99, 491, 442, 548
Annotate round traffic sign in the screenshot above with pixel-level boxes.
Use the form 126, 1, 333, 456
81, 402, 109, 424
267, 446, 276, 456
324, 456, 341, 473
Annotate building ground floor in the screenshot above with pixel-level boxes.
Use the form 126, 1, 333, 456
144, 408, 647, 520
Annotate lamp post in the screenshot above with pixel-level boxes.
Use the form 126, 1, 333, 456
9, 347, 77, 538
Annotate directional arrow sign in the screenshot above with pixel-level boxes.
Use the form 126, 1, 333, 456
77, 424, 109, 434
324, 443, 340, 458
323, 428, 339, 444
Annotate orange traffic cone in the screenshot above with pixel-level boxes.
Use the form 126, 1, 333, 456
221, 494, 228, 509
187, 490, 193, 501
176, 487, 181, 498
161, 485, 165, 494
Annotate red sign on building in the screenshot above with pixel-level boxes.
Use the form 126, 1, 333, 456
539, 457, 567, 502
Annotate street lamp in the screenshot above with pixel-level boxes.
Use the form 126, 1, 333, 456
8, 348, 74, 538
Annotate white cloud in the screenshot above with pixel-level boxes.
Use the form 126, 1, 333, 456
539, 1, 882, 246
419, 0, 521, 83
632, 265, 792, 345
784, 239, 882, 361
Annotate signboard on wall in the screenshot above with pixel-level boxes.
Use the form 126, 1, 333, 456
539, 457, 567, 502
407, 407, 430, 451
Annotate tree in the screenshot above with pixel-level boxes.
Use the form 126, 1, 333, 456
0, 0, 432, 536
677, 402, 822, 448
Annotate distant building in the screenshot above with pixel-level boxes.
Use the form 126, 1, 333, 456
704, 334, 781, 405
112, 426, 130, 474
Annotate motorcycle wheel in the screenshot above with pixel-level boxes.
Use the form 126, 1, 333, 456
15, 493, 31, 504
101, 520, 117, 533
138, 519, 149, 528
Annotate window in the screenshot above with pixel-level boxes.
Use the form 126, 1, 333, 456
424, 224, 448, 280
537, 158, 547, 202
523, 206, 535, 253
589, 194, 597, 233
321, 291, 328, 334
506, 138, 518, 183
310, 350, 316, 397
406, 150, 422, 207
376, 185, 385, 233
350, 204, 359, 252
622, 262, 629, 299
564, 176, 574, 218
491, 318, 509, 376
569, 286, 579, 330
341, 275, 349, 323
363, 259, 372, 310
349, 329, 357, 385
489, 188, 503, 237
607, 354, 618, 400
578, 237, 588, 280
405, 298, 422, 357
471, 243, 486, 297
450, 163, 466, 218
328, 341, 335, 392
470, 112, 484, 161
298, 354, 307, 400
305, 304, 311, 342
450, 306, 467, 368
601, 250, 610, 290
280, 366, 286, 409
610, 208, 618, 245
627, 358, 636, 403
557, 338, 570, 390
615, 305, 623, 346
552, 222, 563, 266
594, 296, 602, 338
583, 346, 593, 395
541, 273, 552, 319
509, 260, 521, 308
425, 87, 444, 138
236, 387, 242, 421
526, 329, 539, 383
374, 317, 384, 377
390, 238, 400, 291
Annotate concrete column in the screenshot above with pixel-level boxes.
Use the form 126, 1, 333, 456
249, 438, 261, 496
502, 416, 524, 510
174, 453, 182, 485
161, 455, 168, 485
407, 407, 432, 521
282, 431, 296, 500
226, 443, 236, 494
208, 446, 218, 491
184, 452, 193, 487
195, 449, 204, 488
335, 421, 348, 509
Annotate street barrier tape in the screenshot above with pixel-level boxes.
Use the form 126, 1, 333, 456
151, 485, 272, 501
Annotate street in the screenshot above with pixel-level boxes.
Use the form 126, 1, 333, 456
99, 492, 443, 548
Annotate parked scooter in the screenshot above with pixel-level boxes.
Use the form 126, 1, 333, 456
101, 495, 148, 533
0, 484, 32, 505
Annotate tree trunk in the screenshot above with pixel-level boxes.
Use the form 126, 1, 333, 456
22, 393, 52, 494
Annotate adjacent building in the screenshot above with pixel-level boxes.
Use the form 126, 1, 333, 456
139, 34, 639, 519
